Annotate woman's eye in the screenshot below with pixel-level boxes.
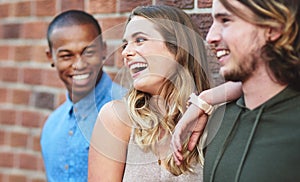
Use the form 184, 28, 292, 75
122, 43, 128, 50
135, 37, 147, 44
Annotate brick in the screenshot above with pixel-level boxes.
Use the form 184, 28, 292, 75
40, 114, 48, 126
32, 177, 47, 182
21, 110, 44, 128
31, 45, 48, 63
119, 0, 152, 13
42, 69, 65, 88
10, 131, 28, 148
0, 66, 19, 82
0, 130, 5, 145
88, 0, 116, 14
61, 0, 84, 11
8, 174, 27, 182
0, 109, 17, 125
105, 44, 119, 67
20, 21, 48, 39
14, 1, 31, 17
14, 46, 32, 62
22, 68, 43, 85
0, 173, 4, 182
104, 44, 124, 68
0, 3, 10, 18
156, 0, 194, 9
12, 89, 30, 105
57, 93, 66, 107
0, 152, 14, 167
32, 135, 41, 151
0, 46, 9, 60
190, 13, 212, 38
36, 154, 45, 172
0, 24, 3, 39
35, 0, 56, 16
198, 0, 212, 8
0, 88, 8, 103
99, 17, 127, 40
33, 91, 55, 110
19, 153, 38, 170
104, 55, 115, 67
114, 46, 124, 69
2, 23, 21, 39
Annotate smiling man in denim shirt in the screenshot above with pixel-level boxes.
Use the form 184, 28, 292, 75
40, 10, 122, 182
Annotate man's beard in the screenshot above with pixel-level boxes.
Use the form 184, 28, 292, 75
223, 52, 259, 82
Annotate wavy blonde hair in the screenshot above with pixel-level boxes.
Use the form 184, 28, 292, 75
124, 5, 211, 175
220, 0, 300, 91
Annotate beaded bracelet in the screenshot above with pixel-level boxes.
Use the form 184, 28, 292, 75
187, 93, 214, 115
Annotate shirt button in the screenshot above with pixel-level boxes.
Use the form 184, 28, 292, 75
68, 130, 73, 136
64, 164, 69, 170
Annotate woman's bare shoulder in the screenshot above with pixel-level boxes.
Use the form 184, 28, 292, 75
96, 100, 132, 140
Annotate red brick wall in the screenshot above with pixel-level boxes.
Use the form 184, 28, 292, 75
0, 0, 213, 181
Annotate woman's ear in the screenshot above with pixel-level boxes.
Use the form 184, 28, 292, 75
266, 26, 282, 42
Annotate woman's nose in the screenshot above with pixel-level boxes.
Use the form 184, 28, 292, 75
121, 42, 136, 59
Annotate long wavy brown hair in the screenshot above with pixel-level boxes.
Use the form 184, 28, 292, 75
124, 5, 211, 175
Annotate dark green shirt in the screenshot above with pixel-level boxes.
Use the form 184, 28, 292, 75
204, 87, 300, 182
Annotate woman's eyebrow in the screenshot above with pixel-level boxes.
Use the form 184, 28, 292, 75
122, 32, 149, 42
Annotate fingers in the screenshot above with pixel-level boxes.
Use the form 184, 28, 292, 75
188, 131, 201, 151
172, 149, 183, 165
170, 105, 207, 165
171, 125, 184, 165
188, 114, 208, 151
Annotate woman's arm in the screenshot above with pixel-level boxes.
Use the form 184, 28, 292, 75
198, 81, 242, 105
171, 81, 242, 165
88, 100, 132, 181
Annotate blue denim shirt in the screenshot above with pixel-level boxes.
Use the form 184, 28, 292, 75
40, 73, 122, 182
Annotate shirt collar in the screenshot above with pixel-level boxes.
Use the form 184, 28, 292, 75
236, 86, 299, 110
73, 72, 112, 115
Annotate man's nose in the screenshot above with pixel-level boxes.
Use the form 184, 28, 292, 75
206, 23, 222, 45
72, 54, 87, 70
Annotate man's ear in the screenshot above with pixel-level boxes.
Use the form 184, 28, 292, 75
102, 41, 107, 61
266, 26, 282, 42
46, 48, 53, 60
102, 41, 107, 56
46, 48, 55, 67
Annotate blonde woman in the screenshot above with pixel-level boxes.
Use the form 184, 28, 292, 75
88, 5, 241, 181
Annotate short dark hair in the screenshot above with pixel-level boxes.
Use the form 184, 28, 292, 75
47, 10, 103, 50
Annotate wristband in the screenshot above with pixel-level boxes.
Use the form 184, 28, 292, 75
187, 93, 214, 115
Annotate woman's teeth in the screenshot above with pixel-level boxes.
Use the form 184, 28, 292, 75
130, 63, 148, 73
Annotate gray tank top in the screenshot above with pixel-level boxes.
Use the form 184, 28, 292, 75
122, 129, 203, 182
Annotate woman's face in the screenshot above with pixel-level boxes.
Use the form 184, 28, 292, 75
122, 16, 177, 95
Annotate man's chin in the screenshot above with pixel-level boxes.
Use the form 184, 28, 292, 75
70, 87, 94, 101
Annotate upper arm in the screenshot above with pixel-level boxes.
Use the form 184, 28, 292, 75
88, 100, 131, 181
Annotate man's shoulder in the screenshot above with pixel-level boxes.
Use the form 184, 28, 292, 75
44, 101, 70, 123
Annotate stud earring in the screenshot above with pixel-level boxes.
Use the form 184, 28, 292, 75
51, 63, 55, 67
